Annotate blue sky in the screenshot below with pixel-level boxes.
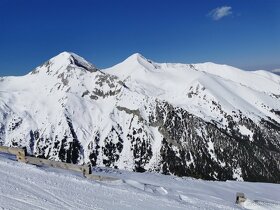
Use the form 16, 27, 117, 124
0, 0, 279, 76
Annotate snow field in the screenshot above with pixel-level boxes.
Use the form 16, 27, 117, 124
1, 153, 280, 210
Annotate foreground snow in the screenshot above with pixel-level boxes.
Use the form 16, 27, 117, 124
0, 154, 279, 210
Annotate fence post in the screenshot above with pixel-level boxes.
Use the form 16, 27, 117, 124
82, 163, 92, 177
16, 148, 26, 163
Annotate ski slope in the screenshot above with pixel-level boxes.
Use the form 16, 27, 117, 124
0, 153, 279, 210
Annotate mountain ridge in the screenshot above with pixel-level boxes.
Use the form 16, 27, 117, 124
1, 52, 280, 182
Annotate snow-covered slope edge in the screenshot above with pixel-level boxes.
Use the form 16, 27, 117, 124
1, 52, 280, 183
1, 153, 280, 210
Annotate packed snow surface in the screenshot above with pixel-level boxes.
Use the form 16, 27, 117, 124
0, 153, 279, 210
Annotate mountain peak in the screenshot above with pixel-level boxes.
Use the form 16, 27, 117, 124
49, 51, 97, 72
122, 53, 157, 69
104, 53, 159, 79
123, 53, 150, 64
128, 52, 145, 60
30, 51, 97, 76
54, 51, 74, 58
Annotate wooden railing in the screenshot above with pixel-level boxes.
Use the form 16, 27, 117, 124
0, 146, 118, 181
25, 156, 91, 176
0, 146, 26, 162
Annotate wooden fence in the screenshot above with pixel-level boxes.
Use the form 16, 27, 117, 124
0, 146, 118, 181
0, 146, 26, 162
25, 156, 91, 176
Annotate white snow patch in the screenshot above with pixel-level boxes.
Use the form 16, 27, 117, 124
239, 125, 254, 141
233, 167, 244, 181
207, 140, 217, 162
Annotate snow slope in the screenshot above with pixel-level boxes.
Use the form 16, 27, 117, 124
0, 153, 280, 210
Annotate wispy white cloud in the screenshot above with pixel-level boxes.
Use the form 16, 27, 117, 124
208, 6, 232, 20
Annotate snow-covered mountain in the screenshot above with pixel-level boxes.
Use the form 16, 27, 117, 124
1, 52, 280, 182
271, 69, 280, 76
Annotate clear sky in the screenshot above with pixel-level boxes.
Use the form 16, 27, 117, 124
0, 0, 279, 76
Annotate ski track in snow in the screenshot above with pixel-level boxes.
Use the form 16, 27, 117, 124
0, 153, 280, 210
